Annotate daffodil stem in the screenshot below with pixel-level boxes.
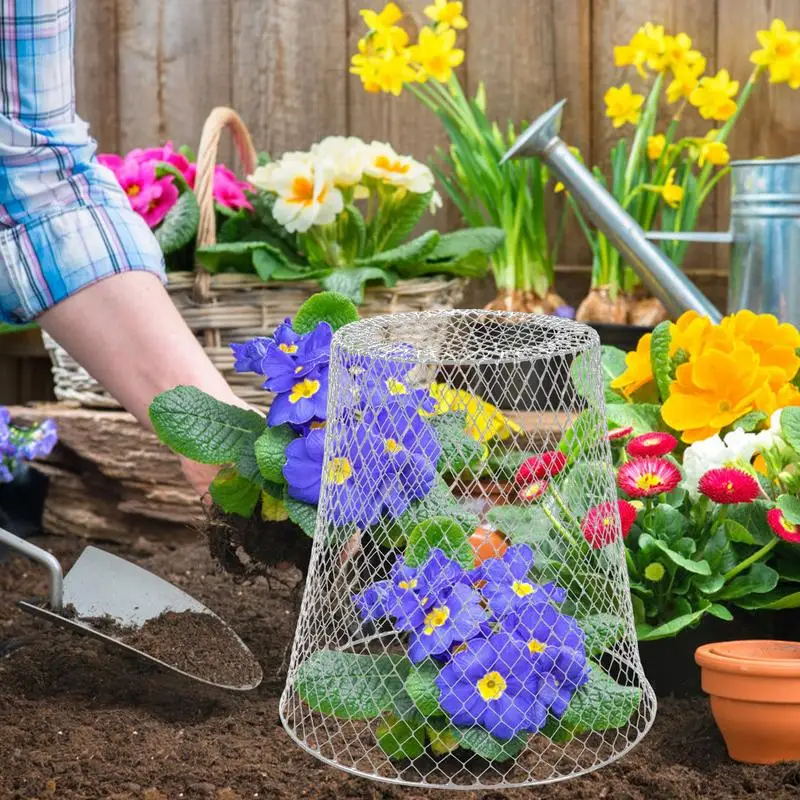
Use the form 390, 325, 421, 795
723, 538, 779, 582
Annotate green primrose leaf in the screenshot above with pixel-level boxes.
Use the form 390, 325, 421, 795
295, 650, 410, 719
605, 404, 664, 436
254, 424, 297, 484
405, 516, 474, 568
376, 715, 426, 760
455, 727, 528, 762
781, 407, 800, 452
321, 267, 396, 305
292, 291, 359, 333
149, 385, 265, 464
154, 189, 199, 255
649, 321, 672, 402
559, 663, 641, 733
428, 412, 484, 475
581, 614, 627, 657
283, 492, 318, 538
209, 467, 261, 517
403, 660, 442, 717
778, 494, 800, 524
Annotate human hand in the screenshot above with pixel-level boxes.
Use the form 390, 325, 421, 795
180, 457, 220, 499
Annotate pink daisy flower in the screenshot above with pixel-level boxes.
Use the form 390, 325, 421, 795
519, 480, 548, 503
607, 426, 634, 442
767, 508, 800, 543
617, 456, 681, 499
515, 451, 567, 485
697, 467, 759, 505
626, 432, 678, 458
582, 500, 638, 549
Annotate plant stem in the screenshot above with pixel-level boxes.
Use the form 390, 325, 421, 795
540, 502, 579, 548
723, 537, 779, 582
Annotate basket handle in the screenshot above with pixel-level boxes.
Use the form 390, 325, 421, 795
193, 107, 258, 300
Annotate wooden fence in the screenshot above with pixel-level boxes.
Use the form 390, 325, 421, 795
4, 0, 800, 403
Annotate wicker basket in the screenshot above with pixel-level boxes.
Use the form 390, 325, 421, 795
45, 107, 467, 408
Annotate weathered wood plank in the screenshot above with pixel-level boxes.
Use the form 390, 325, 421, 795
117, 0, 233, 159
233, 0, 348, 158
75, 0, 119, 152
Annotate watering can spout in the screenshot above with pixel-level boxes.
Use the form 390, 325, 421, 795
503, 100, 723, 323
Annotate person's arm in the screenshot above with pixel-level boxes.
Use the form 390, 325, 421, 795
0, 0, 241, 495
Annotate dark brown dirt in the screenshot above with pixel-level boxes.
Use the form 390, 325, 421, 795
2, 535, 799, 800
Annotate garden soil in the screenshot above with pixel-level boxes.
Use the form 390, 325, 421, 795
2, 535, 799, 800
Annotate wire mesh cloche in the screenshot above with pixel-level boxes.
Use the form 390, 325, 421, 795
280, 310, 656, 789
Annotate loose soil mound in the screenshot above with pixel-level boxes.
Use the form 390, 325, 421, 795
1, 536, 799, 800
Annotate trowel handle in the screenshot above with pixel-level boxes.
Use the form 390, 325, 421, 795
0, 527, 63, 611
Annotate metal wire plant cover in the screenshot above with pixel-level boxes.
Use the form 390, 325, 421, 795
279, 310, 656, 789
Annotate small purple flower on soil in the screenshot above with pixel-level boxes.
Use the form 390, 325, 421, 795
501, 597, 590, 717
407, 583, 487, 664
268, 367, 329, 427
283, 429, 325, 504
436, 632, 550, 739
471, 544, 566, 618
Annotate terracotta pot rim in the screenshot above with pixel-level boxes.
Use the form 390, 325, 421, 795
696, 640, 800, 677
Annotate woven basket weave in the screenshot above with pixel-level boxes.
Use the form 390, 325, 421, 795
45, 107, 467, 409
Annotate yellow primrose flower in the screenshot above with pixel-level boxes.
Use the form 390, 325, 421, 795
610, 333, 655, 397
697, 130, 730, 168
410, 26, 464, 83
690, 69, 739, 121
604, 84, 644, 128
360, 2, 404, 32
614, 23, 667, 78
666, 58, 706, 103
427, 383, 521, 442
647, 134, 666, 160
363, 141, 435, 193
750, 18, 800, 84
260, 156, 344, 234
424, 0, 468, 30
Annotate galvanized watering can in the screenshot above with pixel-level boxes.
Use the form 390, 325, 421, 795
503, 100, 800, 325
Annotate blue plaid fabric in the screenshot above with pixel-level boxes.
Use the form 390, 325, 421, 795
0, 0, 165, 324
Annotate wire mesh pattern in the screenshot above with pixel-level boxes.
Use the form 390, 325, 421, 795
280, 310, 656, 789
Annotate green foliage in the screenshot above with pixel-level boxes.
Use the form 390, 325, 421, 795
209, 467, 261, 517
292, 291, 359, 334
357, 230, 440, 269
375, 190, 433, 251
294, 650, 410, 720
405, 517, 474, 569
582, 614, 627, 657
781, 407, 800, 452
428, 412, 484, 475
605, 404, 664, 436
572, 346, 627, 404
778, 493, 800, 524
485, 447, 541, 480
254, 424, 297, 484
404, 660, 442, 717
558, 663, 641, 736
149, 386, 265, 465
154, 190, 199, 255
321, 266, 397, 304
455, 727, 527, 762
284, 493, 318, 538
485, 505, 551, 549
395, 227, 504, 280
649, 321, 672, 401
736, 587, 800, 610
733, 411, 768, 433
376, 715, 426, 760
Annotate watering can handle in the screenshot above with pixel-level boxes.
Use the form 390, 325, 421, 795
0, 527, 63, 611
645, 231, 735, 244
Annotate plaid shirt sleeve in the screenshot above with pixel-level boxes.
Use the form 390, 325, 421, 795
0, 0, 166, 324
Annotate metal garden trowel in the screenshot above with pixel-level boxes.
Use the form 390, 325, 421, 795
0, 527, 262, 691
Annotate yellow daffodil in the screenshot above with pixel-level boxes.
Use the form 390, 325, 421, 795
750, 18, 800, 84
427, 384, 521, 442
658, 32, 704, 72
363, 141, 435, 193
614, 23, 667, 78
424, 0, 468, 30
646, 168, 684, 208
789, 52, 800, 89
690, 69, 739, 121
697, 130, 730, 167
410, 26, 464, 83
647, 134, 666, 160
554, 181, 565, 193
360, 2, 404, 32
260, 156, 343, 234
604, 83, 644, 128
666, 58, 706, 103
350, 40, 417, 96
661, 343, 772, 442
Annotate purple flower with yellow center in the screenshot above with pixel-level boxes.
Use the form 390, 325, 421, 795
408, 583, 486, 664
346, 349, 434, 412
295, 322, 332, 371
231, 336, 273, 375
471, 544, 566, 618
502, 598, 590, 717
283, 428, 325, 504
437, 632, 549, 739
353, 579, 391, 620
268, 367, 329, 427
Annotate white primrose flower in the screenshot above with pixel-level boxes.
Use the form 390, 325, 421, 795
248, 151, 312, 191
363, 141, 435, 194
310, 136, 368, 188
682, 427, 773, 498
429, 190, 443, 215
264, 156, 344, 234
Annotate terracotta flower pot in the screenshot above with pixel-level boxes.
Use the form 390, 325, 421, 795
695, 640, 800, 764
